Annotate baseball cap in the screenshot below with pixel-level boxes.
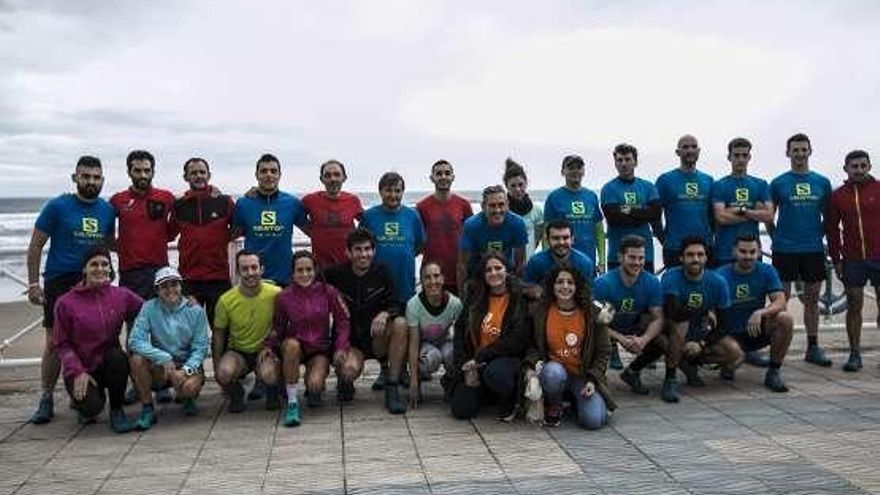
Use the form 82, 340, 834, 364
154, 266, 183, 286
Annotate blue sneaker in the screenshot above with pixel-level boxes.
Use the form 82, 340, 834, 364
804, 345, 832, 367
744, 350, 770, 367
133, 405, 156, 431
337, 380, 355, 402
181, 398, 198, 416
764, 368, 789, 393
29, 392, 54, 424
371, 365, 388, 391
283, 401, 301, 427
661, 378, 680, 403
109, 409, 133, 434
609, 343, 624, 370
247, 380, 266, 401
843, 350, 862, 372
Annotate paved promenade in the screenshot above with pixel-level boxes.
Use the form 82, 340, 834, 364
1, 300, 879, 494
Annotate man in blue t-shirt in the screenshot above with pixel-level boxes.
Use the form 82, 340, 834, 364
362, 172, 425, 304
769, 133, 833, 367
593, 236, 668, 398
717, 235, 793, 392
543, 155, 605, 269
26, 156, 116, 424
457, 185, 528, 293
523, 219, 595, 290
712, 138, 773, 266
661, 237, 740, 403
601, 143, 661, 273
234, 154, 308, 287
656, 135, 715, 268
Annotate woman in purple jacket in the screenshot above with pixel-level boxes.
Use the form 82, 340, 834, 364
53, 247, 143, 432
258, 250, 350, 427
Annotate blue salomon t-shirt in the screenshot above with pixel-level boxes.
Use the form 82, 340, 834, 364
656, 168, 714, 252
711, 175, 770, 263
543, 187, 603, 260
35, 194, 116, 280
716, 262, 783, 335
770, 170, 831, 253
593, 268, 662, 332
460, 212, 528, 275
362, 205, 425, 304
522, 249, 595, 286
600, 177, 660, 264
234, 191, 307, 285
661, 267, 731, 331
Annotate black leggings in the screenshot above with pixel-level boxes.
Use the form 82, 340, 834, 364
451, 357, 520, 420
64, 347, 129, 417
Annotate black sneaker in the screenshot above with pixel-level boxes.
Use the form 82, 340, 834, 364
660, 377, 680, 403
265, 384, 281, 411
306, 390, 324, 408
156, 387, 173, 404
227, 382, 245, 413
337, 380, 355, 402
384, 383, 406, 415
804, 345, 832, 367
30, 392, 54, 424
679, 360, 706, 387
744, 350, 770, 367
440, 374, 454, 403
620, 368, 650, 395
371, 365, 388, 391
248, 379, 266, 401
719, 367, 735, 381
399, 369, 411, 388
843, 350, 863, 372
764, 368, 789, 393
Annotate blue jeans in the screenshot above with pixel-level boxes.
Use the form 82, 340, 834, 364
539, 361, 607, 430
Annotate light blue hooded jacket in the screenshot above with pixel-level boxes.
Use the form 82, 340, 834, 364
128, 298, 209, 369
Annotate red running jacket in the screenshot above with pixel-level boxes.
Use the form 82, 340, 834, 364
826, 176, 880, 262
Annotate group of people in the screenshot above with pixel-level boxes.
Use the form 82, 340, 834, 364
23, 132, 876, 432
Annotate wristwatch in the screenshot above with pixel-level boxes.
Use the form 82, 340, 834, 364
182, 365, 199, 376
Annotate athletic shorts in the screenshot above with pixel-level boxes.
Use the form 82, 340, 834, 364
771, 251, 825, 283
843, 260, 880, 288
610, 313, 653, 337
226, 349, 259, 377
119, 266, 161, 300
43, 272, 82, 329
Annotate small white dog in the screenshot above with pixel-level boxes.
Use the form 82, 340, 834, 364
523, 365, 544, 424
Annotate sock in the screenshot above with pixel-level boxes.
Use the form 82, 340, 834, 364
286, 384, 299, 404
807, 335, 818, 348
665, 366, 677, 381
769, 361, 782, 370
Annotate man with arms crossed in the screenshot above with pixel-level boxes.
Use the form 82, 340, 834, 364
826, 149, 880, 372
716, 235, 793, 391
417, 160, 473, 295
27, 156, 116, 424
128, 267, 210, 429
213, 250, 282, 413
325, 228, 409, 414
769, 133, 833, 366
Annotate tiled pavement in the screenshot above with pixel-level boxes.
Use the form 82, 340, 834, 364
1, 327, 879, 494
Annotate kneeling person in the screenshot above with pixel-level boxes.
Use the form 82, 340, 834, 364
214, 250, 282, 413
259, 251, 350, 427
593, 236, 667, 397
717, 235, 793, 391
661, 237, 742, 402
325, 228, 409, 414
128, 267, 209, 429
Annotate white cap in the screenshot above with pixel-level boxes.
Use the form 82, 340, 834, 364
154, 266, 183, 286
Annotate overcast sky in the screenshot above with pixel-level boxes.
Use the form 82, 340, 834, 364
1, 0, 878, 197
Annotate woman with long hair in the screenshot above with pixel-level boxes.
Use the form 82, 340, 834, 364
450, 252, 532, 421
258, 250, 350, 427
53, 246, 143, 432
529, 265, 617, 429
504, 158, 543, 258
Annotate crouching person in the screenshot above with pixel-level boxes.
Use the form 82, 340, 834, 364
128, 267, 209, 430
258, 251, 350, 427
54, 247, 143, 432
450, 253, 531, 422
528, 266, 617, 429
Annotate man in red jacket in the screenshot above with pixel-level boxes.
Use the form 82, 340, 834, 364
826, 149, 880, 372
168, 157, 237, 329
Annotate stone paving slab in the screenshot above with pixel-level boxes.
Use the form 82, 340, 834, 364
1, 326, 878, 494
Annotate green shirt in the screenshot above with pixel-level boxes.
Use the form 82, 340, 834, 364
214, 282, 281, 353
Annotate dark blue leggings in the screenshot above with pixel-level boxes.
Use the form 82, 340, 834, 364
451, 357, 520, 419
